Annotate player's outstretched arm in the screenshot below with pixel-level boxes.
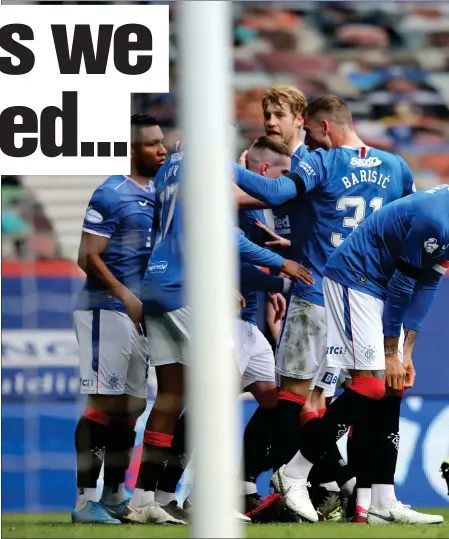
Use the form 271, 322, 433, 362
237, 230, 314, 285
240, 262, 291, 295
233, 163, 298, 206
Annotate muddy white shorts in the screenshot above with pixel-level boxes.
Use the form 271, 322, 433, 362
236, 319, 275, 389
323, 277, 404, 372
275, 296, 326, 380
74, 309, 149, 398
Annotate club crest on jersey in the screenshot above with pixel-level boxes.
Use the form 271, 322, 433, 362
363, 345, 376, 363
424, 238, 440, 254
350, 156, 382, 167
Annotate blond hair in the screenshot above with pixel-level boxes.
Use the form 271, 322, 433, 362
262, 85, 307, 117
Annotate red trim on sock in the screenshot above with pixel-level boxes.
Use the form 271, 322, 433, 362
144, 430, 173, 448
278, 390, 306, 406
348, 425, 354, 438
300, 411, 319, 427
83, 407, 110, 426
350, 376, 385, 400
318, 407, 326, 419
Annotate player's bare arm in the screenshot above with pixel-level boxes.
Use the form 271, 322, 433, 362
384, 335, 406, 391
77, 231, 145, 334
403, 328, 418, 389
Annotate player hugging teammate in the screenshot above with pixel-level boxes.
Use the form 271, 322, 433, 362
71, 90, 447, 526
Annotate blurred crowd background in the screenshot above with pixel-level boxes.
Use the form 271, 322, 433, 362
4, 1, 449, 261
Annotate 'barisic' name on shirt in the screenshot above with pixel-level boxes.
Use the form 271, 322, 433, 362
342, 170, 390, 190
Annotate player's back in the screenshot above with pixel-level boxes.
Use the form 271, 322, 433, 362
292, 146, 415, 306
142, 144, 184, 315
77, 175, 155, 311
324, 185, 449, 299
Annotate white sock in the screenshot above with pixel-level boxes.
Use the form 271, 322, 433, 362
241, 481, 258, 496
341, 477, 356, 497
356, 487, 372, 510
283, 451, 314, 480
371, 484, 396, 509
101, 483, 126, 505
130, 488, 155, 507
75, 487, 99, 511
319, 481, 340, 492
155, 490, 177, 506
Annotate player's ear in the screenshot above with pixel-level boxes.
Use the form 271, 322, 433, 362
321, 119, 330, 135
260, 162, 269, 176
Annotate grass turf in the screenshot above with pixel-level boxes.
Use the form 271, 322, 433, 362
2, 510, 449, 539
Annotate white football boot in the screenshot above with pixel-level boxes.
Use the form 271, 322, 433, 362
122, 501, 186, 524
271, 465, 318, 523
368, 502, 444, 525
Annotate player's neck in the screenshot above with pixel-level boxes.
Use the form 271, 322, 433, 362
289, 134, 302, 154
335, 131, 365, 149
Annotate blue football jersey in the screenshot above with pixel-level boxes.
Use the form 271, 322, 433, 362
290, 147, 415, 305
273, 143, 308, 258
239, 208, 269, 324
324, 185, 449, 300
76, 176, 155, 311
142, 145, 184, 315
235, 146, 416, 306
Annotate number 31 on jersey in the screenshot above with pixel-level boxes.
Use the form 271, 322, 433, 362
331, 196, 383, 247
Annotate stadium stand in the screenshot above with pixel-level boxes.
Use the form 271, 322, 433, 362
3, 1, 449, 261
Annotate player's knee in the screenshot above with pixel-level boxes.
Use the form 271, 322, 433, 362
248, 382, 278, 409
349, 375, 386, 400
126, 395, 147, 420
87, 393, 128, 415
280, 376, 311, 399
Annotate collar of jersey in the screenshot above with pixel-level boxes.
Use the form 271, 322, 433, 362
124, 176, 153, 191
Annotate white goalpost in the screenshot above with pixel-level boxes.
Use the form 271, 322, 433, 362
179, 1, 242, 538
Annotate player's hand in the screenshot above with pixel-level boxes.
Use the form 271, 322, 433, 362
238, 150, 248, 168
237, 292, 246, 313
386, 352, 406, 391
281, 259, 315, 285
268, 292, 286, 323
123, 291, 146, 336
403, 352, 416, 389
255, 219, 292, 248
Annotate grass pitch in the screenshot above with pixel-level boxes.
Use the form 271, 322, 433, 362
3, 510, 449, 539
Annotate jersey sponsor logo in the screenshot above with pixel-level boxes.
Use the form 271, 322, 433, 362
274, 215, 291, 234
170, 151, 184, 163
350, 156, 382, 168
327, 345, 347, 355
147, 261, 168, 274
298, 161, 316, 176
80, 378, 95, 388
85, 206, 103, 224
321, 371, 339, 385
424, 238, 440, 254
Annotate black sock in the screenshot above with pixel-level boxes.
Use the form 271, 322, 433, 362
242, 406, 276, 484
349, 409, 378, 491
135, 431, 173, 493
298, 389, 376, 464
103, 420, 136, 492
75, 415, 109, 489
372, 396, 402, 485
272, 395, 304, 471
157, 413, 188, 496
